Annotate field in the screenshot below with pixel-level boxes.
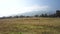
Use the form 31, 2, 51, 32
0, 17, 60, 34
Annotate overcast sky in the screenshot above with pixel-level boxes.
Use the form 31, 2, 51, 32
0, 0, 60, 17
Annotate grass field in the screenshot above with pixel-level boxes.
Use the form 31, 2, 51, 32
0, 17, 60, 34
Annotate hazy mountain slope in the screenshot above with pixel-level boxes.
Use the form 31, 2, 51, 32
18, 11, 56, 16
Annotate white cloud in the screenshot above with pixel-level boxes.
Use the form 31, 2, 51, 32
16, 5, 50, 13
0, 5, 50, 17
0, 0, 50, 17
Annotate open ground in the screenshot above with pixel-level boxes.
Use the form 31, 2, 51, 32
0, 17, 60, 34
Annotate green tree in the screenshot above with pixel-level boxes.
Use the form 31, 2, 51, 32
34, 15, 39, 17
56, 10, 60, 17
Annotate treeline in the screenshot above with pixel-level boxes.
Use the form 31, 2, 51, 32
0, 10, 60, 19
0, 15, 32, 19
35, 10, 60, 17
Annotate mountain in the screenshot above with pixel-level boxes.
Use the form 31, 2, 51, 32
17, 11, 56, 16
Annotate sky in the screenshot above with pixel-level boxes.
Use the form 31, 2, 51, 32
0, 0, 60, 17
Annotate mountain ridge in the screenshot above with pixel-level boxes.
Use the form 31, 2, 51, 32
17, 11, 56, 16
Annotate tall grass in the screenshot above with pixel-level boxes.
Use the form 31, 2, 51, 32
0, 17, 60, 34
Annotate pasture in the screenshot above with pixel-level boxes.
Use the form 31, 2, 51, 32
0, 17, 60, 34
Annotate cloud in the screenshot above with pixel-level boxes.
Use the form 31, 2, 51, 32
0, 5, 50, 17
0, 0, 50, 17
16, 5, 50, 12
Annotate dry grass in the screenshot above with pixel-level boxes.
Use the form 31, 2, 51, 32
0, 17, 60, 34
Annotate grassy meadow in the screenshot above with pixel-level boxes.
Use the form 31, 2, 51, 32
0, 17, 60, 34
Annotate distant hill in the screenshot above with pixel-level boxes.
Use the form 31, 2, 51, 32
17, 10, 56, 16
